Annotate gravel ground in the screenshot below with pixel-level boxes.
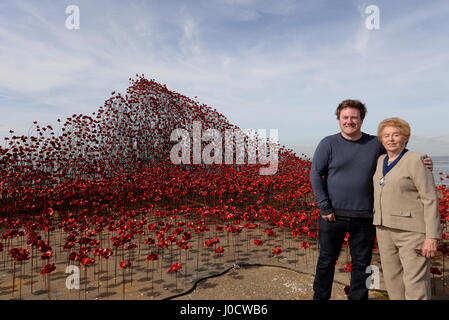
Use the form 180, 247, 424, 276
173, 265, 389, 300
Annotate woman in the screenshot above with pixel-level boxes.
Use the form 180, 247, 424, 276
373, 117, 441, 300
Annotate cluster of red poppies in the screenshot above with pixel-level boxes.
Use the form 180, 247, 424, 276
9, 247, 29, 262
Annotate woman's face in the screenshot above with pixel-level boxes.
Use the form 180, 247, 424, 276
381, 126, 407, 154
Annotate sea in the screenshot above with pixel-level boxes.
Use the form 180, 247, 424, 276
433, 155, 449, 186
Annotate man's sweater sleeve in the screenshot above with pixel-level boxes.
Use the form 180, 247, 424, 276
409, 155, 442, 239
310, 139, 334, 215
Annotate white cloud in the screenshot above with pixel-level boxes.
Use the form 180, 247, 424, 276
222, 0, 255, 5
0, 29, 93, 92
180, 19, 201, 56
351, 28, 371, 53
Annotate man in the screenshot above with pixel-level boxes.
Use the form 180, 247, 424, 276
310, 99, 432, 300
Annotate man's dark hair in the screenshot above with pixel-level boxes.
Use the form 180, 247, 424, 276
335, 99, 367, 120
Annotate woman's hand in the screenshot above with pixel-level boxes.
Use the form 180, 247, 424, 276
421, 238, 438, 258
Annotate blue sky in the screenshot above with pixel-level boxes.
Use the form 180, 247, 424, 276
1, 0, 449, 156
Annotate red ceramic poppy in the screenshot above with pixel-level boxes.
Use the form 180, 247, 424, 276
68, 252, 77, 261
40, 263, 56, 275
41, 250, 53, 259
430, 267, 442, 275
144, 237, 155, 245
146, 252, 158, 261
168, 262, 182, 273
265, 228, 275, 237
344, 285, 350, 295
182, 232, 192, 241
125, 242, 138, 250
63, 241, 75, 250
80, 257, 95, 266
344, 264, 352, 272
101, 248, 113, 259
204, 238, 218, 247
215, 246, 224, 254
119, 260, 131, 269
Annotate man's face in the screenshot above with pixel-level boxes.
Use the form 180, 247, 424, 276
338, 107, 363, 138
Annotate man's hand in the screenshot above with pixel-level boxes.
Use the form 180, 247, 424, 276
421, 238, 438, 258
423, 155, 433, 171
322, 213, 336, 222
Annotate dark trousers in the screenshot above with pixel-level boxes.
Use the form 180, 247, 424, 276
313, 215, 376, 300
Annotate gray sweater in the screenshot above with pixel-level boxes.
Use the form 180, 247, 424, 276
310, 132, 385, 218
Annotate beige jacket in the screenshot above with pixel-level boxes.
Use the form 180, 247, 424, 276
373, 151, 441, 239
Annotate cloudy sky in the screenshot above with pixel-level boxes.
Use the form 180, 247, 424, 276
1, 0, 448, 156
